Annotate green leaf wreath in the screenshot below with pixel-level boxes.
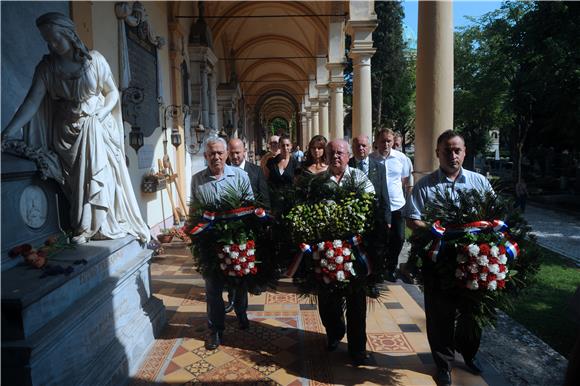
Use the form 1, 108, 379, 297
282, 173, 379, 297
186, 180, 278, 293
407, 188, 539, 340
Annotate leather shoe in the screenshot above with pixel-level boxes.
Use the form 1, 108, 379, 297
224, 300, 234, 313
205, 332, 221, 350
385, 271, 398, 283
434, 368, 451, 386
464, 357, 483, 375
367, 284, 381, 299
350, 351, 370, 367
326, 337, 341, 352
238, 314, 250, 330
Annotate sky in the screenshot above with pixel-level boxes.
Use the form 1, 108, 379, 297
403, 0, 503, 42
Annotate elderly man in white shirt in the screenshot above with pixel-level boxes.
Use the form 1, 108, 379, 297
370, 128, 413, 282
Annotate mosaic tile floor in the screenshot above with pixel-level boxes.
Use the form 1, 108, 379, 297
132, 242, 490, 385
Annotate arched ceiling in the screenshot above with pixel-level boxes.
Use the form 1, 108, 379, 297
201, 1, 333, 122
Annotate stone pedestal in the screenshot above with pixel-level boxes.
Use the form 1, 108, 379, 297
1, 237, 166, 385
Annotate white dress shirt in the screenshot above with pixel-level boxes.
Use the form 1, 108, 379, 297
370, 149, 413, 211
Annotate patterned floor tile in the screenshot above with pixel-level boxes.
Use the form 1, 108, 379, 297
367, 332, 415, 353
266, 292, 299, 304
197, 359, 264, 383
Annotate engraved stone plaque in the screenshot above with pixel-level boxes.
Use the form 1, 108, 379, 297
19, 185, 48, 229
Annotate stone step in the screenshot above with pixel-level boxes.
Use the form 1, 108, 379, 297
2, 244, 166, 385
2, 237, 144, 340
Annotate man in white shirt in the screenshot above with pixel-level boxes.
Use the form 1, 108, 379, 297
370, 128, 413, 282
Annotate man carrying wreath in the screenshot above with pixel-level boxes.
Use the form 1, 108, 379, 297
189, 137, 254, 350
405, 130, 494, 386
317, 139, 375, 366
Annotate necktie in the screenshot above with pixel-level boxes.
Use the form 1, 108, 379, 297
358, 160, 366, 174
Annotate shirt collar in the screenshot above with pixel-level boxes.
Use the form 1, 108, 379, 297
328, 166, 352, 184
437, 167, 466, 183
205, 164, 236, 180
232, 160, 246, 170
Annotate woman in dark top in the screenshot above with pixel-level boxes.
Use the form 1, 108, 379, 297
266, 135, 299, 215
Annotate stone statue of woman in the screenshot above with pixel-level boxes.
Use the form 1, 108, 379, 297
2, 12, 150, 244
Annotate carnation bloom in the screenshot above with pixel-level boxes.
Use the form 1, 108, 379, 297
239, 244, 247, 251
343, 248, 351, 256
234, 264, 241, 271
477, 256, 489, 266
479, 273, 488, 281
247, 249, 255, 256
240, 257, 246, 263
333, 240, 342, 248
318, 242, 325, 250
325, 249, 335, 258
488, 264, 500, 274
335, 256, 344, 264
490, 245, 500, 258
468, 244, 480, 257
496, 272, 506, 280
223, 245, 231, 253
479, 243, 491, 256
248, 262, 255, 268
499, 254, 507, 264
469, 263, 479, 273
487, 280, 497, 291
336, 271, 346, 281
467, 280, 479, 290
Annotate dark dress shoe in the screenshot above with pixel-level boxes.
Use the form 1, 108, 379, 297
205, 332, 221, 350
350, 351, 370, 367
224, 300, 234, 313
367, 285, 381, 299
238, 314, 250, 330
464, 357, 483, 375
326, 337, 341, 352
385, 271, 398, 283
434, 368, 451, 386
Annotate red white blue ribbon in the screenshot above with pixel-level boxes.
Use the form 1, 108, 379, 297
284, 243, 311, 277
427, 220, 518, 262
188, 205, 272, 236
351, 235, 372, 276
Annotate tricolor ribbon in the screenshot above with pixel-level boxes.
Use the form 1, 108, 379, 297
351, 235, 372, 276
427, 220, 518, 262
284, 243, 311, 277
187, 205, 272, 236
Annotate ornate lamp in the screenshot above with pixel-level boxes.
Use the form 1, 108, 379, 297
129, 126, 144, 153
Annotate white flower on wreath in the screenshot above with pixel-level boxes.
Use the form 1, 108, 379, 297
240, 257, 247, 263
469, 263, 479, 274
328, 264, 336, 271
223, 245, 231, 253
336, 271, 346, 281
343, 248, 351, 256
466, 280, 479, 290
247, 249, 255, 256
325, 249, 335, 258
225, 258, 232, 264
335, 256, 344, 264
234, 264, 241, 271
468, 244, 480, 257
496, 272, 506, 280
244, 268, 250, 274
230, 251, 239, 259
344, 262, 354, 272
220, 263, 227, 270
333, 240, 342, 248
488, 264, 500, 274
317, 242, 325, 250
499, 254, 507, 264
479, 273, 488, 282
239, 243, 247, 251
312, 251, 320, 260
487, 280, 497, 291
457, 254, 467, 263
320, 259, 328, 267
455, 269, 465, 279
477, 256, 489, 266
248, 262, 255, 269
490, 245, 500, 258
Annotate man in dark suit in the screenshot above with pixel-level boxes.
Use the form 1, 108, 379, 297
228, 138, 271, 209
349, 135, 392, 286
225, 138, 271, 313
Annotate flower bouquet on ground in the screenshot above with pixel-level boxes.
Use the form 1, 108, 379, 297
184, 181, 277, 293
407, 188, 539, 339
283, 174, 377, 297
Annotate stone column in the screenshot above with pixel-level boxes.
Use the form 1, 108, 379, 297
310, 105, 319, 137
415, 1, 453, 178
327, 77, 345, 140
201, 65, 209, 127
301, 113, 308, 149
306, 111, 313, 143
209, 73, 218, 130
319, 97, 329, 139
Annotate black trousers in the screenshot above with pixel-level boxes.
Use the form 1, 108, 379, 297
387, 210, 405, 271
423, 270, 481, 371
318, 288, 367, 354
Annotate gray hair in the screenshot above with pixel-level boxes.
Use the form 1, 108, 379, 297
204, 137, 227, 152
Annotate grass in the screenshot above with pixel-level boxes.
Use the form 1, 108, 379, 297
501, 241, 580, 357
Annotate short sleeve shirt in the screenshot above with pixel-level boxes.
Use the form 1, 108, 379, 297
370, 149, 413, 211
190, 165, 254, 207
405, 168, 494, 220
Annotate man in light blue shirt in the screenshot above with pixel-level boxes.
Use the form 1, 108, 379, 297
190, 137, 254, 350
405, 130, 493, 386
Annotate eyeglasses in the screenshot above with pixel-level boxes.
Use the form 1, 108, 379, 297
270, 141, 278, 145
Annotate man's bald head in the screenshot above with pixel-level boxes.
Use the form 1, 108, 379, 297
352, 135, 371, 161
228, 138, 246, 166
326, 139, 350, 175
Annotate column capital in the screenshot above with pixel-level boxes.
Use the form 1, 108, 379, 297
346, 19, 378, 51
328, 80, 346, 89
349, 48, 376, 65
